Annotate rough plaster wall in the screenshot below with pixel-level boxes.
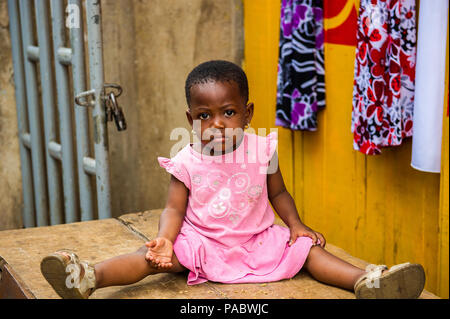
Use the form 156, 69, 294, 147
102, 0, 244, 217
0, 1, 23, 230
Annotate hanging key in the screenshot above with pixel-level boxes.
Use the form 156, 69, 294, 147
105, 95, 114, 122
105, 91, 127, 131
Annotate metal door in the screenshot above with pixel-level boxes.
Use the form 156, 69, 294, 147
7, 0, 124, 227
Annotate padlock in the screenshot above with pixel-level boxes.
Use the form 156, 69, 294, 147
113, 106, 127, 131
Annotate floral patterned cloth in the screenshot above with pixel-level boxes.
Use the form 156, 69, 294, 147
276, 0, 325, 131
352, 0, 417, 155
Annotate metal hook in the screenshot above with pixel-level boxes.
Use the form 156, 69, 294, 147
74, 89, 96, 107
103, 83, 122, 98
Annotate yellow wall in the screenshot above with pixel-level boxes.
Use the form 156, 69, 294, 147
438, 24, 449, 298
243, 0, 448, 298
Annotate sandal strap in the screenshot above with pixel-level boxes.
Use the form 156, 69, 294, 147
79, 261, 96, 294
354, 264, 388, 289
56, 249, 80, 265
366, 265, 387, 282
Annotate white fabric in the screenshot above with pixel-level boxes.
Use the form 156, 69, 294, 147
411, 0, 449, 173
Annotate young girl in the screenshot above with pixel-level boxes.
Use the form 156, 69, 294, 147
41, 60, 425, 299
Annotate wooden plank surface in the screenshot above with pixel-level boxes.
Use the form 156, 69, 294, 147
117, 210, 438, 299
0, 215, 222, 299
0, 210, 438, 299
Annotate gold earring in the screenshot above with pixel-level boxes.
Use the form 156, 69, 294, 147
245, 123, 250, 130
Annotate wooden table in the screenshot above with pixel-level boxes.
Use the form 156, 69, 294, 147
0, 209, 438, 299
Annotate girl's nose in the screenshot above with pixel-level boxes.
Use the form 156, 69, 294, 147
212, 117, 225, 129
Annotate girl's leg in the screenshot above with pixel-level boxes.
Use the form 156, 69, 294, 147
95, 245, 187, 288
303, 245, 365, 291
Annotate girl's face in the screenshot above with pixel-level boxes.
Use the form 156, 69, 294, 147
186, 80, 253, 155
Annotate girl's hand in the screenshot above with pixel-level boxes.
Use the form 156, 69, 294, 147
145, 237, 174, 269
288, 223, 326, 248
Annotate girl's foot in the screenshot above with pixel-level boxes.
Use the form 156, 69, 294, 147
40, 249, 96, 299
354, 263, 425, 299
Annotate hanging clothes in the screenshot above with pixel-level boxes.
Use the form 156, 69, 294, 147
411, 0, 449, 173
276, 0, 325, 131
351, 0, 417, 155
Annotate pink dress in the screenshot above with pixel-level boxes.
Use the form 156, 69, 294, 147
158, 132, 313, 285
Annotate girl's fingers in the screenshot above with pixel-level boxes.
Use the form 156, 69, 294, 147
153, 261, 172, 269
290, 231, 319, 246
317, 233, 326, 247
314, 232, 323, 246
145, 240, 156, 248
146, 238, 165, 248
304, 232, 316, 244
146, 252, 173, 269
312, 233, 318, 245
145, 253, 153, 261
288, 234, 298, 246
305, 232, 317, 245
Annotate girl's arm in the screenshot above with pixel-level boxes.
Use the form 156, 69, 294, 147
157, 175, 189, 243
145, 175, 188, 268
267, 152, 326, 247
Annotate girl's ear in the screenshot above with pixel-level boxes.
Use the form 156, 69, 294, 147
186, 108, 193, 126
245, 102, 254, 124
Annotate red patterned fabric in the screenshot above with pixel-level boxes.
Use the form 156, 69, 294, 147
352, 0, 416, 155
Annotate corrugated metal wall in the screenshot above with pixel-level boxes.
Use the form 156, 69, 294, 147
243, 0, 448, 298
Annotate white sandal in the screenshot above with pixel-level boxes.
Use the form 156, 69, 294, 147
40, 249, 96, 299
354, 262, 425, 299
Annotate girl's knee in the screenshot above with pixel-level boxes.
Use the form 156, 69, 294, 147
304, 245, 323, 265
307, 244, 323, 256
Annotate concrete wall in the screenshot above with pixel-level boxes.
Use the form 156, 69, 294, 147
102, 0, 243, 217
0, 1, 23, 230
0, 0, 243, 230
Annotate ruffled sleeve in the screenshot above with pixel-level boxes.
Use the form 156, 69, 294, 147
255, 131, 278, 169
158, 156, 191, 190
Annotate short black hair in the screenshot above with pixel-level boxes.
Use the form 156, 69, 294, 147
185, 60, 249, 107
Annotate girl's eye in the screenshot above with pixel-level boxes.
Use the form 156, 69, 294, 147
199, 113, 209, 120
225, 110, 235, 117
